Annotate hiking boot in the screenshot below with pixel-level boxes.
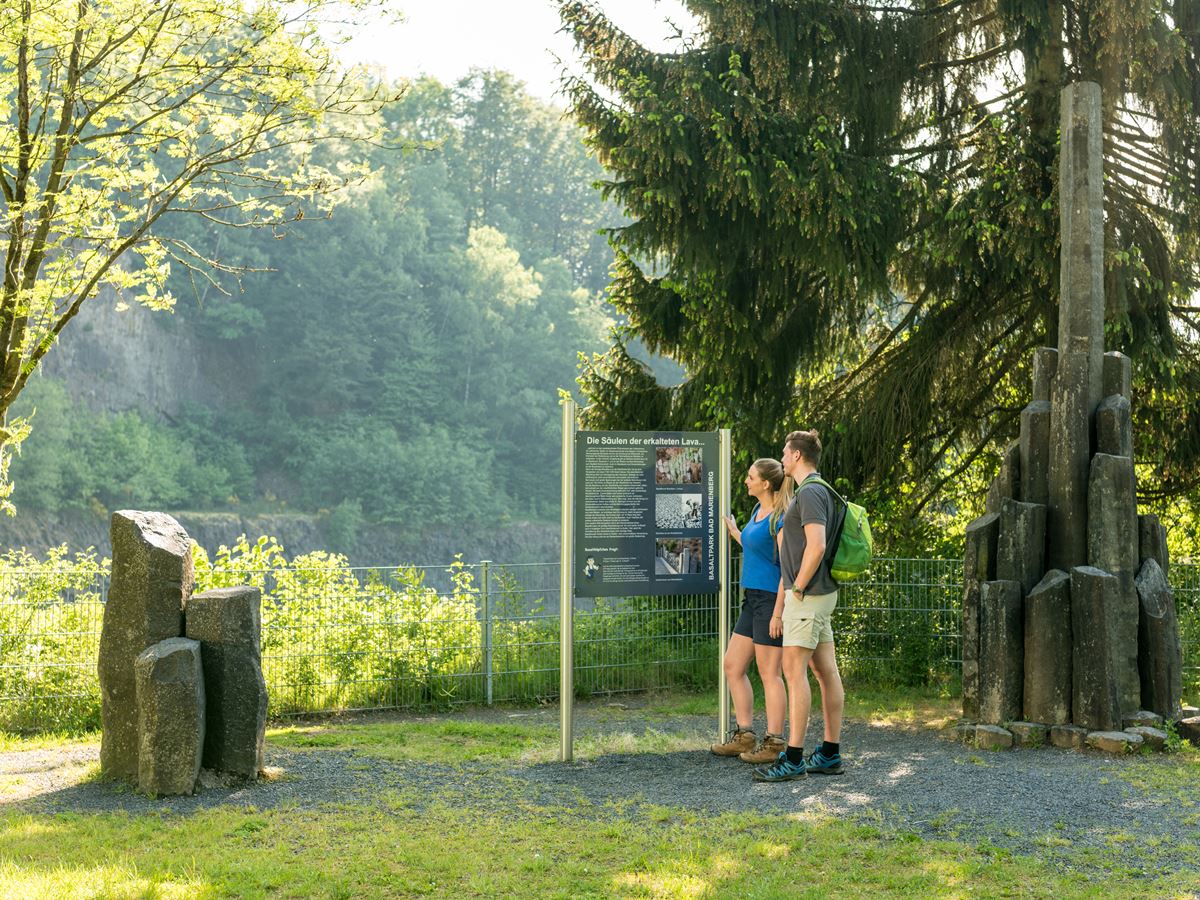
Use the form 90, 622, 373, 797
805, 748, 844, 775
751, 751, 807, 782
738, 733, 786, 764
710, 727, 756, 757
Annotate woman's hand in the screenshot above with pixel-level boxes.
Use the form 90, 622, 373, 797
769, 614, 783, 640
723, 514, 741, 543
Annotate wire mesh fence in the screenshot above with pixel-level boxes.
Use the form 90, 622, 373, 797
1, 556, 1198, 732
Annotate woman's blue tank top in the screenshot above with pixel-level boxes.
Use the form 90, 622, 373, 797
740, 503, 781, 591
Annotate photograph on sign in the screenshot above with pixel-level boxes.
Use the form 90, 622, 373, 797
574, 431, 719, 598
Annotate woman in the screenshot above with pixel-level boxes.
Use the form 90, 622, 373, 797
710, 457, 792, 763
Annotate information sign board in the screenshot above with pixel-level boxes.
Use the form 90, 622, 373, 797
573, 431, 720, 598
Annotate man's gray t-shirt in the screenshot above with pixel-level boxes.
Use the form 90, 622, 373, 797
779, 476, 840, 595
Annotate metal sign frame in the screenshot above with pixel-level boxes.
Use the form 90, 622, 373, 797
558, 397, 731, 761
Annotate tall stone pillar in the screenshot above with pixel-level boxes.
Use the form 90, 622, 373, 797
963, 513, 1000, 720
1032, 348, 1059, 403
186, 587, 269, 778
1019, 401, 1052, 507
1087, 454, 1140, 714
1071, 566, 1122, 732
1048, 82, 1105, 572
1057, 82, 1106, 384
98, 512, 194, 780
979, 580, 1024, 724
1024, 569, 1072, 724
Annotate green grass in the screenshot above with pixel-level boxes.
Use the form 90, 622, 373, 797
1110, 740, 1200, 801
267, 720, 558, 762
3, 792, 1193, 898
0, 730, 100, 753
266, 717, 711, 763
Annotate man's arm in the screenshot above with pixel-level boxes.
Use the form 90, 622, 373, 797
770, 530, 787, 637
791, 522, 826, 595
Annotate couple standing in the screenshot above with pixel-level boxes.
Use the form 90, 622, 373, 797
713, 429, 844, 781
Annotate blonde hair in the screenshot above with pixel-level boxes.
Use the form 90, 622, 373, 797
751, 458, 793, 536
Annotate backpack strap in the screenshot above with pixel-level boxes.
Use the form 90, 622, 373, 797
798, 474, 849, 576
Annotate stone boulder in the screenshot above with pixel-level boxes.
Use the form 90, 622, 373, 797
1085, 730, 1143, 754
1178, 716, 1200, 746
1010, 722, 1048, 748
134, 637, 205, 796
185, 587, 269, 778
99, 511, 194, 780
974, 725, 1013, 750
1123, 710, 1164, 730
1125, 726, 1167, 752
1050, 724, 1088, 750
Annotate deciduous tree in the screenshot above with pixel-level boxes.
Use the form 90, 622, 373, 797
0, 0, 394, 510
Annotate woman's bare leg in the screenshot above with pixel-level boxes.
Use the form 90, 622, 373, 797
723, 633, 757, 728
754, 643, 785, 735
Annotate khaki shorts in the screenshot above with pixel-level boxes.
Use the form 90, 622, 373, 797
781, 590, 837, 649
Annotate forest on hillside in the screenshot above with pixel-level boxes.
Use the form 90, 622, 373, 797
9, 71, 632, 538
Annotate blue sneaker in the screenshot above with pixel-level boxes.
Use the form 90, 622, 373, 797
805, 748, 844, 775
751, 751, 806, 782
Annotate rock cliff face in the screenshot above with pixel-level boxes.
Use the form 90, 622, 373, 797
41, 295, 230, 418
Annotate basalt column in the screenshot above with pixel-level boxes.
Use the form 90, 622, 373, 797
98, 512, 195, 780
962, 82, 1184, 739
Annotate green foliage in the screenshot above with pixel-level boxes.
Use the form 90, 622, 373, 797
7, 379, 254, 512
0, 545, 108, 732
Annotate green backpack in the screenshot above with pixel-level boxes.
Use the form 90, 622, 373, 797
801, 475, 874, 582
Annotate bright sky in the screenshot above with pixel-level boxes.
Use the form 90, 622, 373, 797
336, 1, 702, 105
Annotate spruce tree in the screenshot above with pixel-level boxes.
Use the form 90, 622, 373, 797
559, 0, 1200, 508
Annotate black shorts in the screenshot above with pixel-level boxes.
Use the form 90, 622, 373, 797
732, 587, 783, 647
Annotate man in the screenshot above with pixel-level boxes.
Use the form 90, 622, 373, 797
752, 429, 845, 782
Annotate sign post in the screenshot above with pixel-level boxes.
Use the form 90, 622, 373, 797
559, 398, 577, 762
717, 428, 731, 743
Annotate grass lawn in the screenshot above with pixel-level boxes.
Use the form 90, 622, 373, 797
2, 688, 1199, 898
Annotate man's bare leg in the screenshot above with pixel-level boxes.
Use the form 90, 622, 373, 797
809, 640, 844, 743
782, 645, 815, 749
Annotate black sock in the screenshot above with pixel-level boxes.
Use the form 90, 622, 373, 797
786, 745, 804, 764
821, 741, 840, 757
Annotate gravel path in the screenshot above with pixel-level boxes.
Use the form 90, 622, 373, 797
3, 700, 1198, 880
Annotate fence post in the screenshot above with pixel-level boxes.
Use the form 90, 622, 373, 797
481, 559, 493, 706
